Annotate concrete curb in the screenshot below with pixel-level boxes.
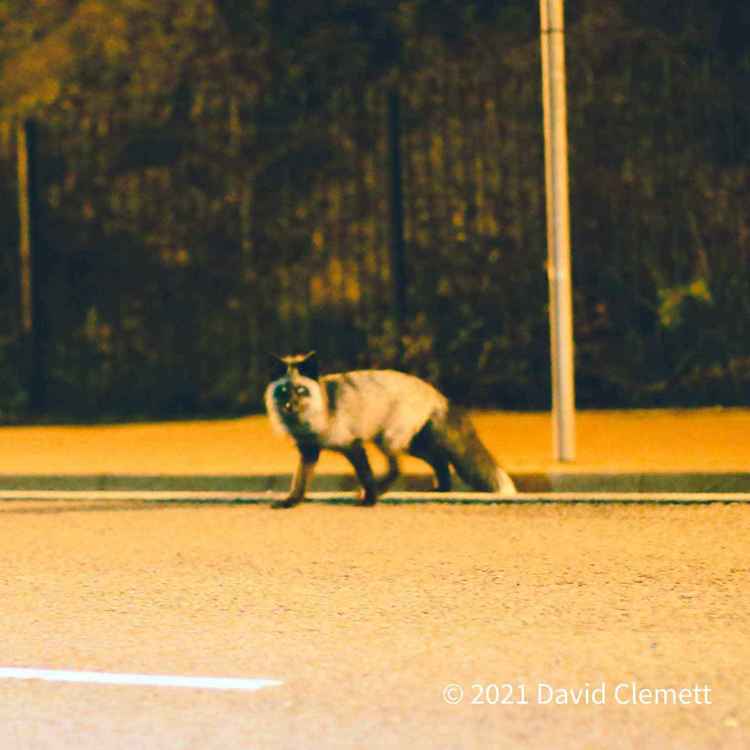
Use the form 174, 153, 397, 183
1, 489, 750, 505
0, 472, 749, 493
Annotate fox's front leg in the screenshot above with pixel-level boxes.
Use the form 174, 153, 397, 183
343, 440, 379, 506
273, 443, 320, 509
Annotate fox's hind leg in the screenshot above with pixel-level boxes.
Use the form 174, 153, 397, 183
407, 421, 452, 491
372, 438, 401, 495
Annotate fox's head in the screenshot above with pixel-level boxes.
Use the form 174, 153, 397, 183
264, 351, 326, 436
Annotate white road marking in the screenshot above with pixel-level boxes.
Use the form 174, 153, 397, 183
0, 668, 283, 691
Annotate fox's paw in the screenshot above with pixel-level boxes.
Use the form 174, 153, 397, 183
374, 480, 393, 495
271, 496, 301, 509
356, 487, 378, 507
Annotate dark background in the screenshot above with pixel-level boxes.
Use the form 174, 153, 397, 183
1, 0, 749, 420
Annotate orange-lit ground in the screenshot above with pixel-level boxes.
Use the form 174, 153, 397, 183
0, 407, 749, 476
0, 410, 748, 748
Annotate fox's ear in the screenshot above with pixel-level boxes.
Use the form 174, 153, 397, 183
297, 351, 319, 381
270, 354, 287, 382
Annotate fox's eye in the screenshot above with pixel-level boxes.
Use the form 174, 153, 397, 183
295, 385, 309, 397
274, 383, 289, 399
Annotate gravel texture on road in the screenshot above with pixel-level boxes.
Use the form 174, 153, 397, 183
1, 500, 747, 749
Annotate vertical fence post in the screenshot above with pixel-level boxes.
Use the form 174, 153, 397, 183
17, 121, 33, 340
540, 0, 576, 461
387, 90, 407, 362
16, 118, 48, 414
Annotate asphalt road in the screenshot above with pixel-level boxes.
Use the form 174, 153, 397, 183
1, 499, 747, 749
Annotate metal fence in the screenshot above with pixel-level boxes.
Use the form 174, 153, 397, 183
0, 41, 551, 417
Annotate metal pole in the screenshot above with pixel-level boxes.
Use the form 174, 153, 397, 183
540, 0, 576, 461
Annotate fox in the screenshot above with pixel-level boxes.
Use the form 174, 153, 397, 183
264, 351, 516, 508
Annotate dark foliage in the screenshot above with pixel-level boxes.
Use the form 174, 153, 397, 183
0, 0, 749, 420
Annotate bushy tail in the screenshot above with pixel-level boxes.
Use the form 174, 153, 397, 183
431, 405, 516, 494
